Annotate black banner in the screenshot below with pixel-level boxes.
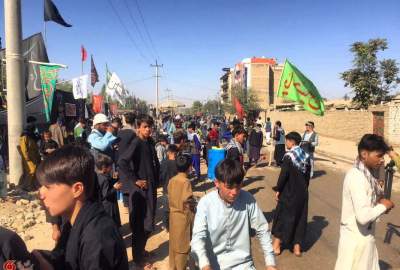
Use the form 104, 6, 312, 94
0, 33, 49, 100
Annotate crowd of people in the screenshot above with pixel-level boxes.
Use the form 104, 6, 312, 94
0, 111, 399, 270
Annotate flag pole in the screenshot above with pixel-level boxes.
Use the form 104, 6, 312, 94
43, 22, 47, 46
43, 0, 47, 46
28, 60, 67, 68
275, 58, 287, 111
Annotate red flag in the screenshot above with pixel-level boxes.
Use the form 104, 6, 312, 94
81, 45, 87, 62
233, 97, 244, 120
92, 95, 103, 113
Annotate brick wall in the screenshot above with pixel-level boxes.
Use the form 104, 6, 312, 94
388, 104, 400, 145
251, 64, 269, 109
268, 110, 374, 142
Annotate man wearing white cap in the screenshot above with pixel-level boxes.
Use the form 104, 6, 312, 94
87, 113, 117, 159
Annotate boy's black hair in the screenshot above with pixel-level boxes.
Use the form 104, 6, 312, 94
137, 114, 154, 127
111, 117, 122, 126
256, 124, 262, 128
306, 121, 315, 127
124, 112, 136, 125
167, 144, 178, 153
285, 131, 302, 145
215, 159, 245, 187
275, 121, 282, 127
95, 153, 113, 170
176, 153, 192, 172
173, 130, 186, 144
267, 117, 270, 121
358, 134, 389, 156
232, 127, 247, 137
36, 145, 96, 199
188, 123, 196, 130
27, 116, 37, 123
158, 135, 168, 143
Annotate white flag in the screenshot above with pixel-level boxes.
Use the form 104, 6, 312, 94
106, 72, 127, 105
72, 75, 89, 99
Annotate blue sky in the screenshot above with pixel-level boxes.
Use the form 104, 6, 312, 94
1, 0, 399, 105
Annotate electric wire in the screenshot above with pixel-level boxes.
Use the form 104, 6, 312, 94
122, 0, 157, 61
106, 0, 151, 63
133, 0, 160, 61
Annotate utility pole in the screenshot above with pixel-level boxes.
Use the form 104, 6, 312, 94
165, 88, 172, 100
4, 0, 25, 185
150, 60, 162, 118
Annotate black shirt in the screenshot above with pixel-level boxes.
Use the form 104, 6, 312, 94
45, 201, 128, 270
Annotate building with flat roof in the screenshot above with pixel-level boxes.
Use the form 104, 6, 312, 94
220, 57, 286, 110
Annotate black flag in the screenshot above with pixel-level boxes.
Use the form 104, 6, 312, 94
44, 0, 72, 27
91, 55, 99, 87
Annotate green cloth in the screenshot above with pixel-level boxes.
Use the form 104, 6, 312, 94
74, 125, 84, 138
277, 60, 325, 116
39, 65, 62, 122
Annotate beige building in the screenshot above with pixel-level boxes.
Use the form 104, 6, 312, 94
220, 57, 285, 110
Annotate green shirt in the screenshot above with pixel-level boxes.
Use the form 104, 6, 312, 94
74, 124, 84, 138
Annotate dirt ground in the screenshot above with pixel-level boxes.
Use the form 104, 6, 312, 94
0, 162, 212, 270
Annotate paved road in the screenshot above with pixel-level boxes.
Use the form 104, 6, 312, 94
244, 155, 400, 270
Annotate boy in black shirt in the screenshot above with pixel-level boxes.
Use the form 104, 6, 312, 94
159, 144, 178, 231
118, 115, 160, 268
0, 226, 38, 269
33, 145, 128, 270
95, 153, 122, 227
39, 130, 58, 159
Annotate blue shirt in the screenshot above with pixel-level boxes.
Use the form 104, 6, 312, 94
191, 190, 276, 269
87, 129, 117, 152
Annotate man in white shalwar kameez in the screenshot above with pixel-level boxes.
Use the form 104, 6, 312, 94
335, 134, 394, 270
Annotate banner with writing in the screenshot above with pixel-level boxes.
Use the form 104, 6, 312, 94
277, 60, 325, 116
39, 64, 62, 122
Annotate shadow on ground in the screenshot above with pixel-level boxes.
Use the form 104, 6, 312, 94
248, 186, 265, 196
315, 157, 334, 163
379, 260, 392, 270
243, 175, 264, 187
312, 170, 327, 179
303, 215, 329, 252
263, 210, 276, 223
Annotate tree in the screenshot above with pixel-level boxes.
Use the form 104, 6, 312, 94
343, 94, 350, 101
120, 95, 149, 114
56, 79, 73, 92
191, 100, 203, 114
341, 38, 400, 109
224, 86, 260, 116
203, 100, 220, 115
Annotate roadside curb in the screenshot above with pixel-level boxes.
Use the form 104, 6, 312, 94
316, 149, 354, 165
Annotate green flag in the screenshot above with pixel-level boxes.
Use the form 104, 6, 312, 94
39, 64, 62, 122
277, 60, 325, 116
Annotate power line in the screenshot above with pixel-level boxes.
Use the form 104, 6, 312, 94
125, 76, 154, 84
122, 0, 156, 61
133, 0, 160, 61
106, 0, 151, 63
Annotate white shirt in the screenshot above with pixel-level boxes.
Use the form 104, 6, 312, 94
335, 168, 387, 270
